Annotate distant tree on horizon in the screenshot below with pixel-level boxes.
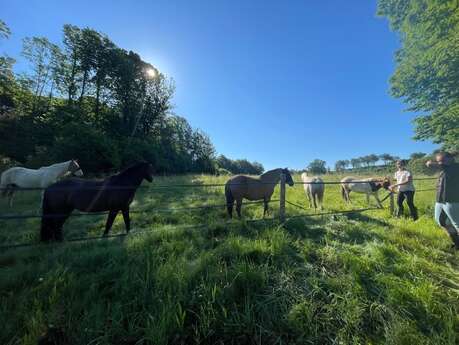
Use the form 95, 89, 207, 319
410, 152, 426, 160
307, 159, 327, 175
335, 160, 347, 172
379, 153, 393, 165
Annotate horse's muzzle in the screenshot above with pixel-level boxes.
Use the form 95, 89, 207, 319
73, 169, 84, 177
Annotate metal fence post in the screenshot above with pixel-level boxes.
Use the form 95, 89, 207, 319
389, 192, 395, 216
280, 173, 286, 222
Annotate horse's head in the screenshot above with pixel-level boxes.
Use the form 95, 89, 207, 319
373, 177, 391, 190
381, 177, 391, 190
69, 159, 84, 177
141, 162, 154, 182
282, 168, 294, 186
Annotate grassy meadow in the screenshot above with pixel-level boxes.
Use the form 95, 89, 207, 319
1, 173, 458, 344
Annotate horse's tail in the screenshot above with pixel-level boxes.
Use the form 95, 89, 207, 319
225, 184, 234, 205
0, 184, 8, 198
225, 183, 234, 217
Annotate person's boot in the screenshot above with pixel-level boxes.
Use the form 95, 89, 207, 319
446, 227, 459, 250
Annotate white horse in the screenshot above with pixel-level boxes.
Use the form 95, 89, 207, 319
301, 172, 324, 210
0, 160, 83, 207
340, 176, 390, 209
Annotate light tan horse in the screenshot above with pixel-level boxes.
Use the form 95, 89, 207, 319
225, 168, 294, 218
301, 172, 324, 210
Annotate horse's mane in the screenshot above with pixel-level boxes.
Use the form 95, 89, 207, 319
117, 162, 148, 176
40, 160, 71, 170
260, 168, 282, 178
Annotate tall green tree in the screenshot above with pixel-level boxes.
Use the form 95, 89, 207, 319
307, 159, 327, 175
0, 20, 15, 115
377, 0, 459, 151
335, 160, 347, 172
21, 37, 63, 113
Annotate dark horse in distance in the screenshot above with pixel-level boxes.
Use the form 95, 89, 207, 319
41, 162, 154, 241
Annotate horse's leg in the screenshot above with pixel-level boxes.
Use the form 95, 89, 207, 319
38, 191, 44, 215
54, 213, 71, 242
8, 189, 14, 208
227, 199, 234, 218
103, 210, 119, 236
121, 208, 131, 233
236, 199, 242, 219
374, 193, 383, 209
313, 193, 318, 210
40, 214, 54, 242
263, 198, 269, 217
307, 189, 312, 208
343, 189, 350, 204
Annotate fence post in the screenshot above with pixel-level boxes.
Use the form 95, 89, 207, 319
389, 192, 395, 216
279, 173, 286, 222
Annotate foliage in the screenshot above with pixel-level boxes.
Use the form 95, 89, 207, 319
408, 155, 435, 175
377, 0, 459, 151
216, 155, 264, 175
307, 159, 327, 174
335, 159, 351, 172
410, 152, 427, 160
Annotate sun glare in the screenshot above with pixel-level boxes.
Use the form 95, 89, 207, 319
145, 67, 158, 79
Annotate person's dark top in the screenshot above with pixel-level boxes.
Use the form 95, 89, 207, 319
437, 162, 459, 203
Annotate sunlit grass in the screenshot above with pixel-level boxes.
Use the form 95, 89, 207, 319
0, 173, 458, 344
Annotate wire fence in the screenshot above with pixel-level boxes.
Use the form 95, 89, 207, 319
0, 200, 277, 220
0, 206, 389, 251
0, 176, 438, 251
0, 177, 438, 191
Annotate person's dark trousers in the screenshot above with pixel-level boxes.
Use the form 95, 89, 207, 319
397, 191, 418, 220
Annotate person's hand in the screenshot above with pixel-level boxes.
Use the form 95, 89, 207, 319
426, 160, 433, 167
388, 185, 396, 192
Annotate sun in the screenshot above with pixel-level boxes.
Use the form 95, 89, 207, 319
145, 67, 158, 79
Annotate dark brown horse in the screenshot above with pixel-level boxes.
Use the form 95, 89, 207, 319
225, 168, 294, 218
40, 162, 154, 241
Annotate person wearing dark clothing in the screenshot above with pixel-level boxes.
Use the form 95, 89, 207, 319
390, 160, 418, 220
426, 152, 459, 249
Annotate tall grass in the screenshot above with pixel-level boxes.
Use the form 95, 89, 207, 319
0, 174, 457, 344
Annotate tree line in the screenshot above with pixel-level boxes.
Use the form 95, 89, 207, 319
0, 21, 262, 175
301, 152, 435, 175
334, 153, 405, 172
216, 155, 264, 175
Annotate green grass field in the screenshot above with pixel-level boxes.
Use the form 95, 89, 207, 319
1, 174, 458, 344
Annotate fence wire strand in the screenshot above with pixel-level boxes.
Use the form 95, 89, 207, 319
0, 177, 438, 191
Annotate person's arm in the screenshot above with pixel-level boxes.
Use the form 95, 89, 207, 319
426, 160, 441, 168
394, 174, 412, 186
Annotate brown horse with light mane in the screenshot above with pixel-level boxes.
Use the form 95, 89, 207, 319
225, 168, 294, 218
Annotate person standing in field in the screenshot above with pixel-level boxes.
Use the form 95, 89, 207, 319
426, 152, 459, 250
389, 159, 418, 220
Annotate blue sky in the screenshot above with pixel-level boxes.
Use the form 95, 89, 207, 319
1, 0, 436, 170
